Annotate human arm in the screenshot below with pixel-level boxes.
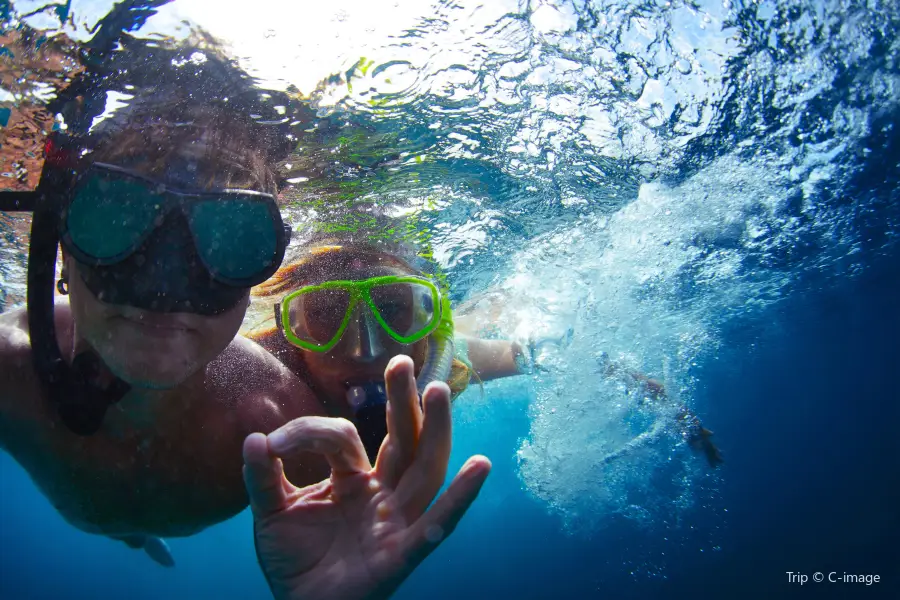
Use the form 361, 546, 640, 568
596, 353, 723, 467
460, 335, 524, 381
242, 355, 492, 600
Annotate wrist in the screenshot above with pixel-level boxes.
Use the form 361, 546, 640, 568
511, 341, 535, 375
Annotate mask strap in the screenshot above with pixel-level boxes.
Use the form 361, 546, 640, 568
26, 163, 131, 435
0, 190, 39, 211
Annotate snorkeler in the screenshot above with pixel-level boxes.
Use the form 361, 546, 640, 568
246, 213, 567, 461
0, 34, 329, 566
455, 291, 724, 467
248, 226, 477, 460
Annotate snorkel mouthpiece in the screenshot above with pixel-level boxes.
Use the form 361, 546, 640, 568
346, 382, 387, 412
348, 382, 389, 462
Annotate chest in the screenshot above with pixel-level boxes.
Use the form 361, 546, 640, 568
8, 410, 248, 537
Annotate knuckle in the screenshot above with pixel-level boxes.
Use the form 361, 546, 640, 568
331, 418, 359, 439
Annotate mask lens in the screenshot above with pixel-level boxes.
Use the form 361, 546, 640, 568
189, 197, 278, 283
370, 282, 436, 340
286, 287, 352, 347
66, 171, 160, 260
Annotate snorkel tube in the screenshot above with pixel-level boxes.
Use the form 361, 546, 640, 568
415, 292, 455, 396
0, 132, 136, 436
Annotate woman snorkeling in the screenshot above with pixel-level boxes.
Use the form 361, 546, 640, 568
247, 221, 492, 459
249, 213, 722, 467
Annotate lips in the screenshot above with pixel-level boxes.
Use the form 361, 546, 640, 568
116, 310, 196, 332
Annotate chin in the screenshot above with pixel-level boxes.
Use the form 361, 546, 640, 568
102, 349, 203, 390
119, 367, 197, 390
91, 323, 211, 387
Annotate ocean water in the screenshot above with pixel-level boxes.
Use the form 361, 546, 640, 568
1, 0, 899, 598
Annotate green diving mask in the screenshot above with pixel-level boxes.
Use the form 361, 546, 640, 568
277, 275, 445, 353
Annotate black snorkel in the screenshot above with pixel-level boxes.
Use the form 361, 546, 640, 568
348, 383, 389, 462
31, 151, 133, 435
1, 135, 132, 435
0, 0, 200, 435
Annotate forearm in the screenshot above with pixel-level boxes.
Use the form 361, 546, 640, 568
461, 336, 523, 381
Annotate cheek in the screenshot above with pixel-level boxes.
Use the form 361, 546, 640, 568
196, 292, 249, 350
66, 262, 109, 334
301, 354, 345, 396
305, 353, 344, 380
410, 340, 429, 371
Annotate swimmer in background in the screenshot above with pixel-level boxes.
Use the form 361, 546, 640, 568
454, 291, 723, 467
247, 220, 494, 460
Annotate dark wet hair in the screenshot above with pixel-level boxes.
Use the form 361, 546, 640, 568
47, 34, 300, 192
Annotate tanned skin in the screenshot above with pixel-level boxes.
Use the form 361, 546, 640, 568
0, 301, 328, 540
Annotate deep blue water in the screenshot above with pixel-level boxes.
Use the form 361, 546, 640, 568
2, 251, 898, 599
2, 0, 900, 598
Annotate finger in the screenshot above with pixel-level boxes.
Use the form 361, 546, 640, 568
376, 355, 422, 487
402, 456, 492, 565
243, 432, 289, 518
268, 416, 371, 478
392, 381, 453, 519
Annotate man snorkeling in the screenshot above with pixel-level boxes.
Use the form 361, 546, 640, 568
0, 41, 332, 566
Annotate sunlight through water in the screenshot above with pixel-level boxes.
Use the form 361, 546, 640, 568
2, 0, 899, 561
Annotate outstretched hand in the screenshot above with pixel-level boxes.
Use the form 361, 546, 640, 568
242, 355, 492, 600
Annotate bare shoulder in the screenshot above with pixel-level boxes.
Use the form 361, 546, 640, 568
0, 307, 36, 402
203, 335, 325, 436
0, 306, 45, 443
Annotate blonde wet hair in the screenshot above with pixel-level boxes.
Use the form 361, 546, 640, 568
248, 242, 474, 398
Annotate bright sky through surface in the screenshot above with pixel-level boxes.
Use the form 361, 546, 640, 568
144, 0, 423, 93
131, 0, 477, 94
14, 0, 431, 92
24, 0, 526, 96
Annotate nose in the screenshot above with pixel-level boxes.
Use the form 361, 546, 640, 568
137, 213, 196, 287
343, 305, 386, 363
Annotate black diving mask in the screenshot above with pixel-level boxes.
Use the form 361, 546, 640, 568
59, 162, 291, 315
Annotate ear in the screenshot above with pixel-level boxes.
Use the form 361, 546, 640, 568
57, 252, 71, 295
